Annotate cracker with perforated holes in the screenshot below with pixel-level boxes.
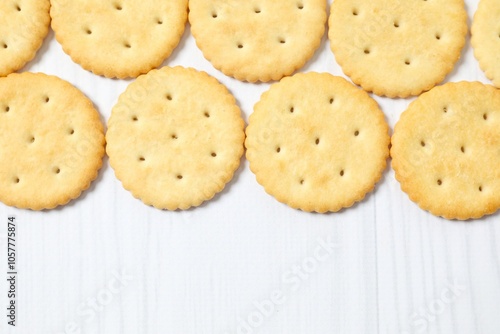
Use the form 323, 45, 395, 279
0, 0, 50, 77
245, 72, 390, 213
106, 66, 245, 210
188, 0, 326, 82
391, 82, 500, 220
50, 0, 188, 78
471, 0, 500, 88
328, 0, 467, 98
0, 73, 105, 210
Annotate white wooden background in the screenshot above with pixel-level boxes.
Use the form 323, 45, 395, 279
1, 0, 499, 333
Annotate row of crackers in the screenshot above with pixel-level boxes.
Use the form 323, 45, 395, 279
0, 0, 498, 220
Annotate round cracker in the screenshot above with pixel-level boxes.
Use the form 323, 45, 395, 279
0, 0, 51, 77
106, 66, 245, 210
391, 82, 500, 220
189, 0, 327, 82
245, 72, 390, 213
471, 0, 500, 88
50, 0, 188, 78
0, 73, 105, 210
328, 0, 467, 98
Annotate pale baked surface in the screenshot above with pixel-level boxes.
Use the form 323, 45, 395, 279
0, 72, 105, 210
50, 0, 188, 78
189, 0, 326, 82
329, 0, 467, 98
245, 72, 390, 213
471, 0, 500, 88
106, 66, 245, 210
391, 82, 500, 220
0, 0, 51, 76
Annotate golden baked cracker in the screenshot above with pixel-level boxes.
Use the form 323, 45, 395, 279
50, 0, 188, 78
0, 0, 51, 77
391, 82, 500, 220
328, 0, 467, 98
106, 66, 245, 210
245, 72, 390, 213
189, 0, 326, 82
0, 73, 105, 210
471, 0, 500, 88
